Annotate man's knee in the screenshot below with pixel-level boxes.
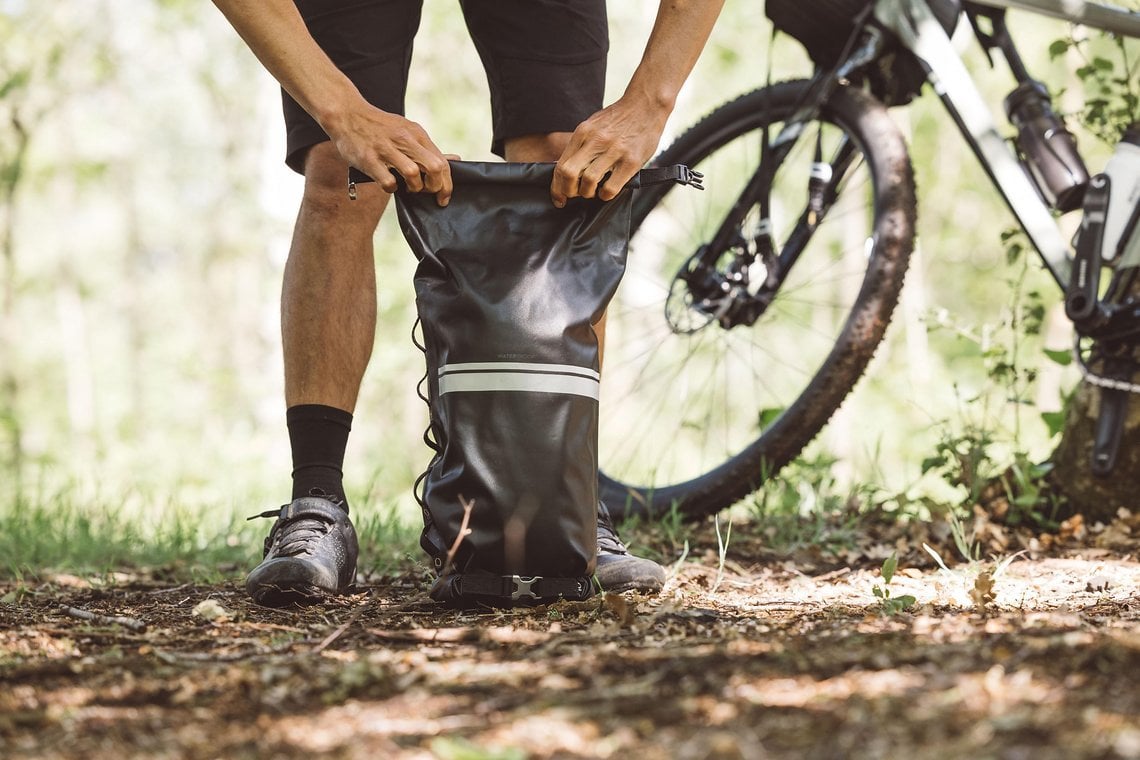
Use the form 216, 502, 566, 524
504, 132, 573, 163
298, 142, 388, 232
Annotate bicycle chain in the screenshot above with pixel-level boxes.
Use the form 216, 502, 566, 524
1073, 335, 1140, 395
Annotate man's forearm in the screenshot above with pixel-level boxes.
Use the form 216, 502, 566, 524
210, 0, 364, 134
624, 0, 726, 114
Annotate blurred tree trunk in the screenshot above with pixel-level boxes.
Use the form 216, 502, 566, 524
1, 112, 30, 492
55, 262, 97, 462
1, 2, 118, 493
1050, 380, 1140, 519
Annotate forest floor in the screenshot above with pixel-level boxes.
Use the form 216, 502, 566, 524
3, 506, 1140, 760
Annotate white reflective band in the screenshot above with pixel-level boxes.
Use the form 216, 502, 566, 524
438, 362, 600, 381
439, 371, 600, 399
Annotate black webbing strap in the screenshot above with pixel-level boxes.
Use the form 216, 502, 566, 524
626, 164, 705, 190
451, 574, 594, 602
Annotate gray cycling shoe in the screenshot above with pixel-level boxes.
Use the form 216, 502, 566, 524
594, 501, 666, 594
245, 491, 359, 607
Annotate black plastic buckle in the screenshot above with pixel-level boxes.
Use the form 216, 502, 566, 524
676, 165, 705, 190
627, 165, 704, 191
509, 575, 542, 601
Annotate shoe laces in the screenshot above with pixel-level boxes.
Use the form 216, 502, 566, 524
247, 489, 342, 559
596, 503, 629, 556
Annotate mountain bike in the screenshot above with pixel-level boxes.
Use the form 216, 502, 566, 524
598, 0, 1140, 521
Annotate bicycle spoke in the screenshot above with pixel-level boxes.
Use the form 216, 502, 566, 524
600, 83, 913, 504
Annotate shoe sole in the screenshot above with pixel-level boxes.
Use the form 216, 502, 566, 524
246, 557, 345, 608
249, 582, 327, 608
597, 579, 664, 595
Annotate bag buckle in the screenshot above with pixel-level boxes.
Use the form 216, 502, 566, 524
677, 165, 705, 190
509, 575, 542, 600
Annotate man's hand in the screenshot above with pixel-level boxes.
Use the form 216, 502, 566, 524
550, 95, 668, 207
327, 104, 453, 206
550, 0, 724, 207
210, 0, 452, 206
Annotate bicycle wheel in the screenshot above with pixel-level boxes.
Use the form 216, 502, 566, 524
599, 81, 916, 521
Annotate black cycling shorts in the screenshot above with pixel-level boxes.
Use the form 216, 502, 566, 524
283, 0, 609, 173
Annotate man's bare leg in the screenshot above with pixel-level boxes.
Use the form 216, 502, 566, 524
283, 141, 388, 412
245, 142, 387, 607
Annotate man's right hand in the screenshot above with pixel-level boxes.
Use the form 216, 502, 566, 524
210, 0, 452, 206
327, 104, 453, 206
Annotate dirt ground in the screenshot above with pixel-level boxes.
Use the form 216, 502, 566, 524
3, 511, 1140, 760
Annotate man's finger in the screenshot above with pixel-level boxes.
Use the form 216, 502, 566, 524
391, 157, 424, 193
575, 158, 613, 200
597, 160, 638, 202
429, 163, 453, 207
358, 157, 399, 193
435, 185, 452, 207
420, 151, 453, 207
552, 153, 591, 207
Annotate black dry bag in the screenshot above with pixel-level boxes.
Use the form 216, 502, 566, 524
376, 160, 700, 605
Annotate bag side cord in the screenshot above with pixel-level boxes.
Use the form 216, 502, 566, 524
411, 317, 442, 546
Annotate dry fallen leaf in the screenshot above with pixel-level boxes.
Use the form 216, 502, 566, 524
970, 570, 997, 608
1059, 514, 1086, 542
192, 599, 235, 623
603, 592, 637, 628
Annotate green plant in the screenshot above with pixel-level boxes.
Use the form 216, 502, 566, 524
619, 500, 691, 565
429, 737, 526, 760
352, 503, 421, 576
947, 507, 981, 564
920, 421, 998, 506
0, 494, 256, 580
871, 551, 917, 616
1049, 19, 1139, 144
745, 452, 871, 556
999, 452, 1062, 528
923, 536, 1026, 610
916, 225, 1067, 529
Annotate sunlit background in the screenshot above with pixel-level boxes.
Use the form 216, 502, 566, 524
2, 0, 1123, 537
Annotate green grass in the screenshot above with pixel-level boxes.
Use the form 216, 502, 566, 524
731, 454, 875, 556
353, 504, 424, 578
0, 484, 422, 582
1, 491, 255, 581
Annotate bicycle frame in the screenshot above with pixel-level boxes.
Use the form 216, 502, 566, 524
971, 0, 1140, 34
874, 0, 1140, 290
873, 0, 1140, 473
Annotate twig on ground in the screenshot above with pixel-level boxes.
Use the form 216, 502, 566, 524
153, 641, 298, 664
313, 598, 376, 653
144, 583, 194, 595
711, 514, 733, 595
61, 605, 147, 633
439, 494, 476, 579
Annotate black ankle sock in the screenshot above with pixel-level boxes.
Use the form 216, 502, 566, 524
287, 404, 353, 511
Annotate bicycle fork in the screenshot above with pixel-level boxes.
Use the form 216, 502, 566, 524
675, 30, 884, 332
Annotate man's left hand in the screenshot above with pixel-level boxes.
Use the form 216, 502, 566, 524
550, 96, 668, 207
